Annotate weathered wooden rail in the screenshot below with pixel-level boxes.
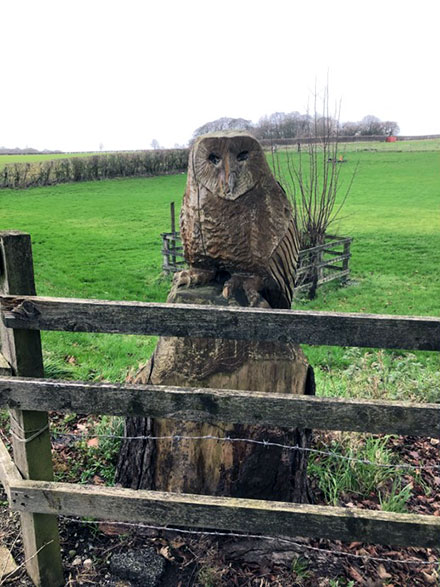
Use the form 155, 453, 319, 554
0, 230, 439, 586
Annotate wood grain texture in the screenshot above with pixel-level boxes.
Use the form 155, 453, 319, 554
9, 479, 440, 548
298, 236, 352, 257
296, 253, 350, 276
1, 376, 439, 437
2, 294, 439, 351
0, 231, 64, 587
0, 352, 11, 376
180, 132, 301, 309
0, 437, 22, 499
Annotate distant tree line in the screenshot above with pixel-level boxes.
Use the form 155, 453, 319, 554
191, 113, 399, 142
0, 146, 63, 155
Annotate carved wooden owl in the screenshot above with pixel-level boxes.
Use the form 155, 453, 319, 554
179, 131, 300, 309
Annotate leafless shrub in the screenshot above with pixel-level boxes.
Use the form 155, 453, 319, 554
272, 87, 357, 298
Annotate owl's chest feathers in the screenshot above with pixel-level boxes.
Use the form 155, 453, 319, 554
191, 188, 281, 272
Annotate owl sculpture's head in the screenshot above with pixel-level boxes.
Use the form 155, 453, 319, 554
191, 131, 268, 200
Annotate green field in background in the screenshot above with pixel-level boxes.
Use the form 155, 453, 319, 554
0, 152, 100, 168
2, 138, 440, 169
0, 142, 439, 396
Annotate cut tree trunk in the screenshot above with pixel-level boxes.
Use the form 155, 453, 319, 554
115, 282, 315, 503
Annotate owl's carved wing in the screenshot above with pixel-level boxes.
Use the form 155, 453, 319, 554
266, 214, 300, 308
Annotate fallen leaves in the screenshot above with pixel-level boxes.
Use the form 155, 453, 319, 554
377, 563, 392, 580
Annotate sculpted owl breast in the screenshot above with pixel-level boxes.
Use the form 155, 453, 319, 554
178, 131, 300, 309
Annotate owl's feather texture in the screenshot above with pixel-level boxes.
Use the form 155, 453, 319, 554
180, 131, 300, 308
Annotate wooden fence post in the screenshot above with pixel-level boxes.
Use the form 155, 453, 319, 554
162, 234, 171, 273
341, 239, 351, 284
0, 231, 64, 586
170, 202, 177, 269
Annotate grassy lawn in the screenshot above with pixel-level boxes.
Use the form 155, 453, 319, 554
0, 142, 439, 395
0, 140, 439, 525
272, 144, 440, 402
0, 175, 186, 380
0, 152, 101, 168
278, 138, 440, 153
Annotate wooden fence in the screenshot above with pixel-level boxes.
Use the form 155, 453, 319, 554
162, 202, 352, 292
162, 231, 352, 292
0, 230, 440, 586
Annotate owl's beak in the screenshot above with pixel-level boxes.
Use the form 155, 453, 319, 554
227, 172, 236, 194
218, 152, 240, 200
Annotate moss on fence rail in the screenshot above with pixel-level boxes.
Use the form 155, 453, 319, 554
0, 149, 189, 189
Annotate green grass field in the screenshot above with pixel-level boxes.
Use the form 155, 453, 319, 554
0, 142, 439, 399
1, 137, 439, 169
0, 152, 100, 168
280, 138, 440, 153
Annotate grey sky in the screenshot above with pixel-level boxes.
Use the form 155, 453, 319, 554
2, 0, 439, 152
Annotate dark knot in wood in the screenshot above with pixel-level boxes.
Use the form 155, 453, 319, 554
12, 300, 41, 319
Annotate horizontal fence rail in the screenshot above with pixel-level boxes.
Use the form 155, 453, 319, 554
1, 230, 440, 585
2, 294, 440, 351
8, 479, 440, 548
1, 376, 440, 437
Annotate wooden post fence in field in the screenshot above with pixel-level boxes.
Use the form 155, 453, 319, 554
161, 231, 353, 293
0, 230, 440, 585
0, 231, 64, 587
170, 201, 176, 269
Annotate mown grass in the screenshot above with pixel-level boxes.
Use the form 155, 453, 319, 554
0, 175, 186, 381
339, 138, 440, 152
0, 140, 439, 510
0, 142, 439, 389
282, 146, 440, 394
0, 152, 100, 168
280, 138, 440, 153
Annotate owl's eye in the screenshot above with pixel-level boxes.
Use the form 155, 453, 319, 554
208, 153, 221, 165
237, 151, 249, 161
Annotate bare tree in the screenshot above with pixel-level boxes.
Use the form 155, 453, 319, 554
254, 112, 314, 140
273, 87, 357, 298
191, 117, 253, 143
359, 115, 384, 136
382, 120, 400, 136
340, 121, 361, 136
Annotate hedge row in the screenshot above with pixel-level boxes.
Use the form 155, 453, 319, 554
1, 149, 189, 189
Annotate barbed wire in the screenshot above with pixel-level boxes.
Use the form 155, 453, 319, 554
3, 423, 439, 571
50, 429, 439, 472
4, 420, 438, 472
60, 515, 440, 568
6, 422, 438, 471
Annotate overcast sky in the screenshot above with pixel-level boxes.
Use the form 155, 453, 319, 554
2, 0, 439, 152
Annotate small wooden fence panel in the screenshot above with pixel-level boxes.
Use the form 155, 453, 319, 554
161, 231, 352, 291
0, 230, 439, 586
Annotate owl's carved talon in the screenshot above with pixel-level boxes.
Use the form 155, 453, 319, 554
222, 274, 270, 308
246, 290, 271, 308
173, 268, 216, 289
222, 276, 239, 300
172, 270, 191, 289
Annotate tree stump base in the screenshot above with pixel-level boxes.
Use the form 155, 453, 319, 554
115, 282, 314, 503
